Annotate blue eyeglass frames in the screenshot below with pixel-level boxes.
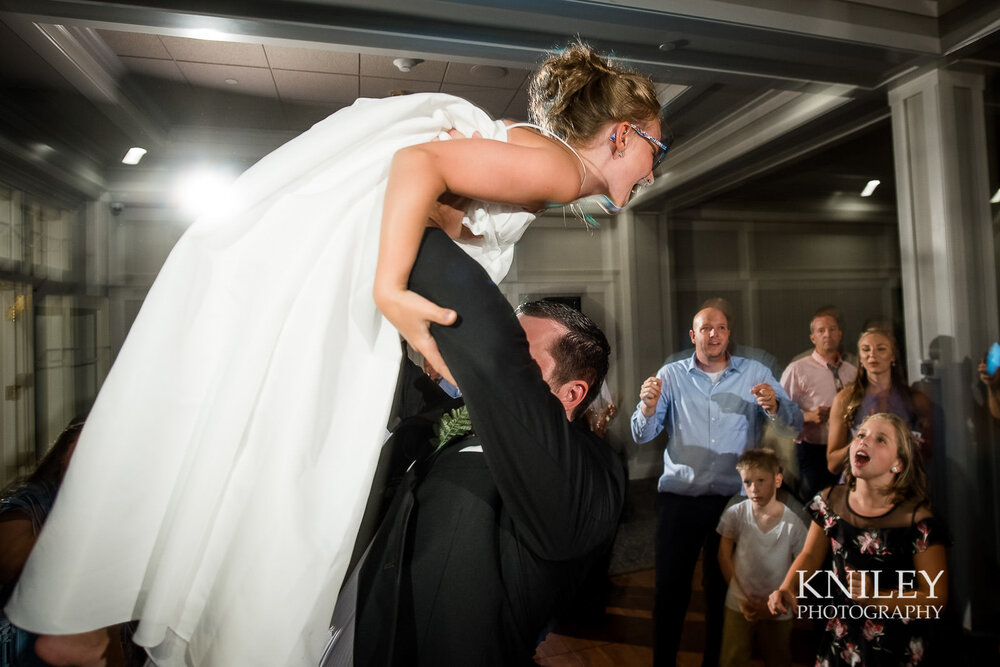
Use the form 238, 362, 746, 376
609, 123, 673, 169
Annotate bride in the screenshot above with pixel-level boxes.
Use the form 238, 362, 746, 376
6, 42, 667, 667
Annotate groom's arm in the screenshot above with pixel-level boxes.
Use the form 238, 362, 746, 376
406, 229, 624, 560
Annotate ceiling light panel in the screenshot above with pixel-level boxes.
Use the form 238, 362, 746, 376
160, 36, 268, 67
176, 62, 278, 96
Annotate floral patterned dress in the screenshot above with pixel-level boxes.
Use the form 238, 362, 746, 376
808, 485, 948, 666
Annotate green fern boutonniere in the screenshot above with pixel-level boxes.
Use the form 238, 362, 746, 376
433, 405, 473, 450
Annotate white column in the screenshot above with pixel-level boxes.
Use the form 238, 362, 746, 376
616, 208, 670, 478
888, 67, 998, 634
889, 68, 997, 377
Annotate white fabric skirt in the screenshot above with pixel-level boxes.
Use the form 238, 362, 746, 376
6, 93, 534, 666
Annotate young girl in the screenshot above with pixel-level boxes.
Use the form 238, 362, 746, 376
5, 43, 666, 667
769, 413, 949, 666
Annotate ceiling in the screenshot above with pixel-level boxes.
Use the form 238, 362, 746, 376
1, 0, 999, 214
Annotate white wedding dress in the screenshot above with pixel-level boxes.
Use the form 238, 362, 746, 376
5, 93, 538, 666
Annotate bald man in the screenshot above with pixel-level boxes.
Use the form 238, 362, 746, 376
631, 305, 801, 667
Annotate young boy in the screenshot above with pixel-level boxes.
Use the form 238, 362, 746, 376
717, 449, 807, 667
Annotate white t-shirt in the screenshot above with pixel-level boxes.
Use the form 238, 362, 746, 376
716, 499, 808, 620
705, 368, 725, 384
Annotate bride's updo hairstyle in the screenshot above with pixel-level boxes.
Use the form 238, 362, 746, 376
528, 41, 662, 145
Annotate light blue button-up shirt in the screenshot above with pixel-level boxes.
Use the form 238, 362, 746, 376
631, 354, 802, 497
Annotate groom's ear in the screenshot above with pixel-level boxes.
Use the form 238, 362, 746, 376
555, 379, 590, 419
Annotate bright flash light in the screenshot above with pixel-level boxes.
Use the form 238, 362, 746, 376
122, 147, 147, 165
860, 180, 880, 197
173, 167, 238, 220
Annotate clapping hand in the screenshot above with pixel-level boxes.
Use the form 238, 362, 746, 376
751, 383, 778, 414
638, 377, 662, 417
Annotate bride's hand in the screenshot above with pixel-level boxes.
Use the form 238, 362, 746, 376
375, 287, 458, 385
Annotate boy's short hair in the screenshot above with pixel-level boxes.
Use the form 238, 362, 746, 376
736, 448, 782, 475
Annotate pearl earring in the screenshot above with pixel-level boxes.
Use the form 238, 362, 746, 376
891, 466, 899, 473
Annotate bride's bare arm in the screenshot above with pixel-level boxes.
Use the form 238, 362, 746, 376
373, 136, 584, 380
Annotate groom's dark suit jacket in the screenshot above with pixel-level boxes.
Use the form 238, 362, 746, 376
352, 229, 626, 666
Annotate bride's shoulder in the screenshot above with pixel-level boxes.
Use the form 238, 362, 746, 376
503, 121, 541, 135
502, 122, 565, 150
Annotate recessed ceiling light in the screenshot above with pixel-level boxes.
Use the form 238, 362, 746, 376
470, 64, 508, 79
393, 58, 422, 73
659, 40, 689, 52
122, 147, 147, 165
224, 78, 238, 85
860, 179, 880, 197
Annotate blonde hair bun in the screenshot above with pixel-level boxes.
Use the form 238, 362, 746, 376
528, 41, 662, 145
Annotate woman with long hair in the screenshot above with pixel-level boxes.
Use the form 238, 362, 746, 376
826, 327, 932, 475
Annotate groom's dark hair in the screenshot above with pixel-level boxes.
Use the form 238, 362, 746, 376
515, 300, 610, 419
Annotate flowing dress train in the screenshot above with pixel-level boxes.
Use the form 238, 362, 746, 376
5, 93, 536, 667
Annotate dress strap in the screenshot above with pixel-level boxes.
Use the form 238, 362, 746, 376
506, 122, 587, 191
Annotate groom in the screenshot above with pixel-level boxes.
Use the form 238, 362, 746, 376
327, 228, 626, 666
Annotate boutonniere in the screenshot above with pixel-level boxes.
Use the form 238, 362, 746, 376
433, 405, 473, 450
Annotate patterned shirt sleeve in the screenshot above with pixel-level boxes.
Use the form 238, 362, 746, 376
807, 488, 838, 533
913, 516, 951, 553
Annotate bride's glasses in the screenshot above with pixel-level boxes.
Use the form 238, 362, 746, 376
550, 125, 674, 225
610, 124, 673, 169
632, 124, 673, 169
